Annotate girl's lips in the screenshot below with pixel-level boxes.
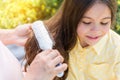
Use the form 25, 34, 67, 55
86, 36, 100, 40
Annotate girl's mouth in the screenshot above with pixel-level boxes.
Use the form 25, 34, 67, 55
86, 36, 100, 41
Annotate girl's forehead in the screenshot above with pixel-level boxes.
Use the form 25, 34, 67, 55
83, 3, 111, 20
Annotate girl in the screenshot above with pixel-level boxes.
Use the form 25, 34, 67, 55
25, 0, 120, 80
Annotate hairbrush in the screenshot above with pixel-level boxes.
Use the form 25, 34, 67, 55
31, 21, 64, 77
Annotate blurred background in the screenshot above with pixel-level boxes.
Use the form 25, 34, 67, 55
0, 0, 62, 62
0, 0, 120, 62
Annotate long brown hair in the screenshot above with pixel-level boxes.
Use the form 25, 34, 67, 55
25, 0, 117, 80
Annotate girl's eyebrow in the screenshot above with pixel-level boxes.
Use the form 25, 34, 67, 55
82, 16, 92, 19
102, 17, 111, 20
82, 16, 111, 20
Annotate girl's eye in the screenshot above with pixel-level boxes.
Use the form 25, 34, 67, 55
100, 22, 109, 25
82, 21, 91, 25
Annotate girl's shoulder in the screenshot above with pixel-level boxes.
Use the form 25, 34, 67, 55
109, 29, 120, 47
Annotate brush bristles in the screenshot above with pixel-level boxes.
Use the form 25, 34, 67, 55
31, 21, 54, 50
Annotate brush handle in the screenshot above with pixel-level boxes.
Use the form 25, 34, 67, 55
56, 63, 64, 77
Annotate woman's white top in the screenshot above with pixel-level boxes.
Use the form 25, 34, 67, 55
0, 41, 23, 80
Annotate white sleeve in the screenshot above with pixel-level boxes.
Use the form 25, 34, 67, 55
0, 41, 23, 80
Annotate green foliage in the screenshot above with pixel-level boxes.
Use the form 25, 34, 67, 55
0, 0, 120, 33
0, 0, 62, 29
115, 0, 120, 34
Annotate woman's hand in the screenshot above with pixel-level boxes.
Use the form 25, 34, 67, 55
23, 49, 67, 80
13, 24, 32, 46
0, 24, 32, 46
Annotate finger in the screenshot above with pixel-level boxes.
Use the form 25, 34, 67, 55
39, 49, 52, 56
26, 24, 32, 30
26, 24, 32, 32
47, 50, 59, 60
54, 63, 67, 74
18, 38, 27, 46
52, 56, 64, 67
24, 24, 32, 34
54, 49, 61, 55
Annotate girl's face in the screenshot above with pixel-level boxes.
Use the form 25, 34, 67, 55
77, 3, 111, 47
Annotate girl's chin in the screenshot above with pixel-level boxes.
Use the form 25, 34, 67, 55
87, 40, 100, 46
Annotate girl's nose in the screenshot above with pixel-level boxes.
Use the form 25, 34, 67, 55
90, 24, 100, 31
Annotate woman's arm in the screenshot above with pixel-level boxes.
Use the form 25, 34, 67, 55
0, 24, 32, 46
